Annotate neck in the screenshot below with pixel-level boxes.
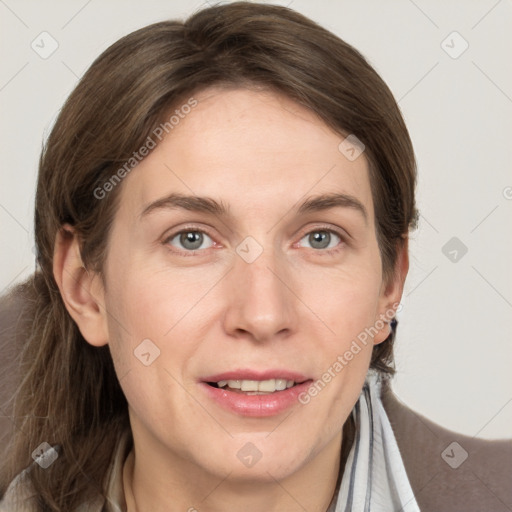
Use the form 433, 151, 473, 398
123, 427, 351, 512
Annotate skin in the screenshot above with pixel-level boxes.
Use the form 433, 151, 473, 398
54, 86, 408, 512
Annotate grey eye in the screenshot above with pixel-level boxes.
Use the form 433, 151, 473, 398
300, 230, 341, 250
169, 231, 214, 251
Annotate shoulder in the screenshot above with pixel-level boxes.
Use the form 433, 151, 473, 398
0, 466, 107, 512
0, 432, 126, 512
0, 469, 38, 512
381, 379, 512, 512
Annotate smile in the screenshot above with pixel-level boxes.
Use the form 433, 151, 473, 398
209, 378, 297, 394
200, 370, 313, 417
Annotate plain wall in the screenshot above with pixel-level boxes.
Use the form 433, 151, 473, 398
1, 0, 511, 439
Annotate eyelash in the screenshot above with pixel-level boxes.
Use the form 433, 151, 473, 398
162, 225, 347, 257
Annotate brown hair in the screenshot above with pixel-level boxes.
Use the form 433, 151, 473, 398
0, 2, 418, 509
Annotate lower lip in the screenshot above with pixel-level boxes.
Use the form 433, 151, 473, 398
199, 381, 313, 417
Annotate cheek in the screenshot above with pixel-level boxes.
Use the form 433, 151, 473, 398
318, 279, 378, 378
101, 267, 200, 426
296, 263, 382, 403
102, 261, 219, 378
301, 263, 382, 335
296, 271, 380, 435
105, 257, 199, 335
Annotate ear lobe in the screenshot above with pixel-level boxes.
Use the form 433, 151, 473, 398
53, 224, 109, 347
373, 236, 410, 345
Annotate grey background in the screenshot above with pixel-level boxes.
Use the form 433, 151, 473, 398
1, 0, 511, 438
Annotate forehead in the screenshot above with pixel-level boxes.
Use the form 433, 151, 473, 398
118, 86, 375, 225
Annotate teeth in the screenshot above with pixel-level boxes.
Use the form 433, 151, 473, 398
275, 378, 287, 391
258, 379, 283, 392
216, 378, 297, 393
241, 380, 259, 392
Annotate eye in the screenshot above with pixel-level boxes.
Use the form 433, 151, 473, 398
298, 229, 343, 252
165, 230, 215, 252
164, 227, 345, 255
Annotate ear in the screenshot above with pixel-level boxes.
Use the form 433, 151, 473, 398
373, 236, 410, 345
53, 224, 109, 347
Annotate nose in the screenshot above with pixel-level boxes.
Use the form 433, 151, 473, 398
222, 245, 298, 343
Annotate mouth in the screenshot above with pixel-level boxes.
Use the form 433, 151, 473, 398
200, 370, 313, 417
206, 378, 303, 395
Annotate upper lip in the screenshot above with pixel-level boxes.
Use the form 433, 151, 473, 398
202, 369, 310, 383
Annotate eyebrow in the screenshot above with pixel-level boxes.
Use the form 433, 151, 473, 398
297, 193, 368, 224
139, 192, 368, 224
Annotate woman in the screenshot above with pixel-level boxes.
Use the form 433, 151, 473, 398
0, 2, 422, 510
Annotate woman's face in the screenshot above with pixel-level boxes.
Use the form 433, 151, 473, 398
89, 87, 405, 482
